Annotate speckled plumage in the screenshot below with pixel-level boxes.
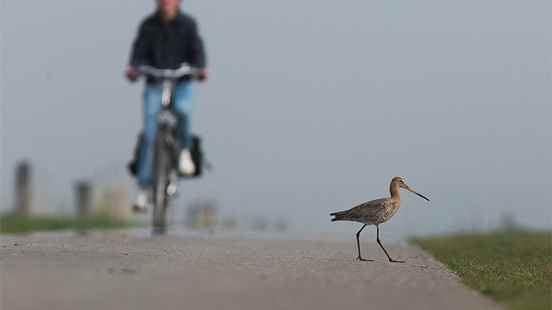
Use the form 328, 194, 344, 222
331, 198, 401, 225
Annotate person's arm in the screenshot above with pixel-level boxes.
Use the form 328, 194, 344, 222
189, 18, 208, 81
126, 22, 149, 81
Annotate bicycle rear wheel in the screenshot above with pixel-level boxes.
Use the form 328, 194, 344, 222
152, 133, 171, 235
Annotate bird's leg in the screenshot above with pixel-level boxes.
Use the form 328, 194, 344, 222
355, 224, 372, 261
376, 225, 405, 263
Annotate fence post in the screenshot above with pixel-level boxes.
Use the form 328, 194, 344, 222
14, 161, 32, 216
75, 181, 93, 219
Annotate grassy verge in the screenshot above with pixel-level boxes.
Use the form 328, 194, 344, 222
412, 230, 552, 310
0, 213, 134, 234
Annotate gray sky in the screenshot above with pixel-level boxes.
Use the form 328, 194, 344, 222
1, 0, 551, 236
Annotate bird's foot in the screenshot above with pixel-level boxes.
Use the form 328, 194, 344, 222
357, 257, 374, 262
389, 259, 406, 263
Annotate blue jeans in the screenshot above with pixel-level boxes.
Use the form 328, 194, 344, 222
137, 82, 193, 187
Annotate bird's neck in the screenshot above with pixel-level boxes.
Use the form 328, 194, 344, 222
390, 183, 401, 202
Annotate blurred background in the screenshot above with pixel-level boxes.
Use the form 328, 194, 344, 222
1, 0, 551, 238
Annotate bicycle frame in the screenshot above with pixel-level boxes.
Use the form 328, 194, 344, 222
152, 83, 178, 235
161, 80, 173, 108
136, 64, 196, 234
157, 81, 179, 132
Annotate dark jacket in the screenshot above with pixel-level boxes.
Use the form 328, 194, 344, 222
129, 12, 207, 73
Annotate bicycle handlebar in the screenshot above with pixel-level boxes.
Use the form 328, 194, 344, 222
137, 64, 197, 80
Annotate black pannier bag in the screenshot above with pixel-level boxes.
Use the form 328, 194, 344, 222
190, 135, 204, 177
128, 133, 206, 178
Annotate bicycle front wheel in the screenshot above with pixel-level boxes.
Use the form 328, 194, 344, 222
152, 133, 171, 235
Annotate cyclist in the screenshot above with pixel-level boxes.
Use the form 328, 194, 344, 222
126, 0, 208, 211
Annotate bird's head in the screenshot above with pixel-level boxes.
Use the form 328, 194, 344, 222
392, 177, 430, 202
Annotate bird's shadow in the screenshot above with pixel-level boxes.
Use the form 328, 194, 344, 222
354, 258, 432, 269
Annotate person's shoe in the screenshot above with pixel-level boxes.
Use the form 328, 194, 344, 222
167, 172, 178, 197
179, 149, 196, 176
132, 188, 150, 213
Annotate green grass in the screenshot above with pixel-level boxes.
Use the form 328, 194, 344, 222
412, 230, 552, 310
0, 213, 133, 234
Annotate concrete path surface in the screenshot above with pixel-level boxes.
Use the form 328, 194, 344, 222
0, 231, 502, 310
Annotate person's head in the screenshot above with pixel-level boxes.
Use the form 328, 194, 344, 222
157, 0, 181, 21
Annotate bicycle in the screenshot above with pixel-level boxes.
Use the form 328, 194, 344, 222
136, 64, 199, 235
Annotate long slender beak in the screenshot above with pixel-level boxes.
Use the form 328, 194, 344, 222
414, 191, 430, 202
406, 186, 430, 202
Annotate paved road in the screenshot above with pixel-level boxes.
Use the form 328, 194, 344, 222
0, 231, 502, 310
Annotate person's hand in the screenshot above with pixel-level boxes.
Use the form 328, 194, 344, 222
125, 66, 139, 82
195, 68, 208, 82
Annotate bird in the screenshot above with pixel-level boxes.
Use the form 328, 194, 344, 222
331, 177, 430, 263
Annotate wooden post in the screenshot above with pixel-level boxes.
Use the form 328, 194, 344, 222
14, 161, 32, 216
75, 181, 93, 219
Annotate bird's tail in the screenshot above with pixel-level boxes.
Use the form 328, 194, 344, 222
330, 211, 349, 222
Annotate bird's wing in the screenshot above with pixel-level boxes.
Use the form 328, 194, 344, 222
346, 198, 388, 220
